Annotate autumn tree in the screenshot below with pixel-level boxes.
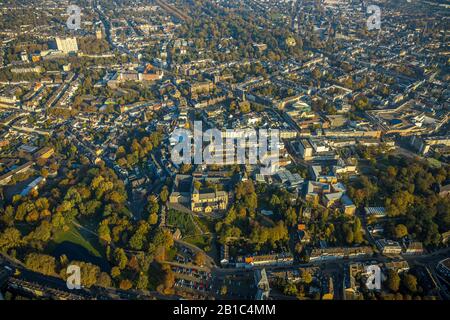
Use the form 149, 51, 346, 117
136, 273, 149, 290
25, 253, 56, 276
120, 279, 133, 290
65, 261, 101, 288
386, 270, 400, 292
394, 224, 408, 239
0, 227, 23, 252
220, 285, 227, 296
161, 264, 175, 294
97, 272, 112, 288
194, 251, 207, 266
160, 186, 169, 203
98, 220, 112, 244
403, 274, 418, 293
114, 248, 128, 270
301, 271, 313, 284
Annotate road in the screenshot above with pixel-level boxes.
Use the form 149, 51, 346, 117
2, 245, 449, 300
0, 253, 175, 300
209, 247, 450, 298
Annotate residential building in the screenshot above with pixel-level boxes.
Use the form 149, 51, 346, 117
310, 165, 338, 184
341, 194, 356, 215
384, 260, 410, 273
55, 37, 79, 53
0, 161, 34, 186
189, 81, 214, 97
243, 253, 294, 268
298, 139, 314, 160
404, 241, 424, 255
310, 247, 373, 262
34, 147, 55, 160
20, 176, 45, 197
376, 239, 402, 255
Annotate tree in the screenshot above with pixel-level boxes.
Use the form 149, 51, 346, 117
394, 224, 408, 239
386, 191, 414, 216
120, 279, 133, 290
0, 227, 22, 252
148, 195, 159, 212
136, 273, 149, 290
111, 266, 121, 279
160, 186, 169, 203
114, 248, 128, 270
24, 221, 52, 248
387, 166, 398, 178
283, 281, 298, 296
285, 207, 297, 227
301, 271, 313, 284
224, 207, 237, 225
345, 230, 354, 244
353, 218, 364, 244
354, 95, 369, 110
194, 251, 207, 267
220, 285, 228, 296
244, 192, 258, 213
270, 195, 281, 207
238, 101, 251, 113
51, 212, 66, 230
193, 180, 202, 191
98, 221, 112, 244
24, 253, 56, 276
353, 230, 364, 244
97, 272, 112, 288
161, 264, 175, 294
67, 261, 101, 288
148, 213, 158, 225
180, 164, 191, 174
386, 270, 400, 292
0, 205, 14, 227
294, 242, 303, 254
109, 191, 126, 204
312, 68, 321, 80
403, 274, 418, 293
129, 222, 149, 250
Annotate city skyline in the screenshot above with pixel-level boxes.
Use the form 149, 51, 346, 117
0, 0, 448, 307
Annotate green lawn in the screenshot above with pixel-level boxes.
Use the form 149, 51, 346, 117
51, 222, 102, 258
194, 216, 214, 233
167, 209, 200, 237
185, 234, 211, 251
166, 247, 178, 261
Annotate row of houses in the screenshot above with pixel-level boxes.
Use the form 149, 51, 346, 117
309, 246, 373, 262
233, 253, 294, 269
376, 239, 425, 256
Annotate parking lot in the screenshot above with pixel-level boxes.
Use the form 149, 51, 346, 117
211, 274, 256, 299
172, 265, 213, 296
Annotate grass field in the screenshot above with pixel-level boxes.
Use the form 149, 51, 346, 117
167, 209, 200, 237
51, 221, 102, 258
185, 234, 211, 250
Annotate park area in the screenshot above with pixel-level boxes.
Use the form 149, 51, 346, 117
47, 219, 110, 272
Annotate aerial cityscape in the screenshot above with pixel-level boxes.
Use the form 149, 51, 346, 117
0, 0, 449, 304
